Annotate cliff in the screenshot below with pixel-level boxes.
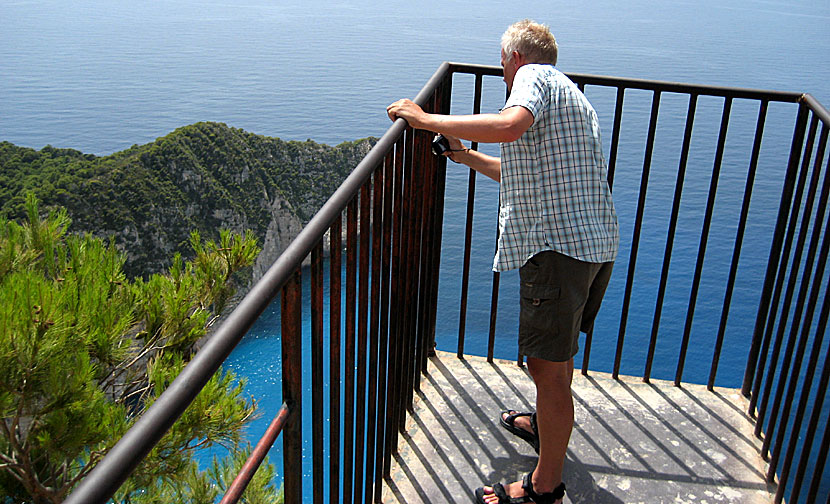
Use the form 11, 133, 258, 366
0, 122, 376, 283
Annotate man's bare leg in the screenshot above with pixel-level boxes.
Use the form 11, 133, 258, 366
481, 356, 574, 502
501, 357, 574, 441
530, 356, 574, 492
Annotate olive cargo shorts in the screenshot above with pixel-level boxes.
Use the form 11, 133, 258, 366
518, 250, 614, 363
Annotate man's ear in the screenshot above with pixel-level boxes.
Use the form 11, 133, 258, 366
512, 51, 525, 66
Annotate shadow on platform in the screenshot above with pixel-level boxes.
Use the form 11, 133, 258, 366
382, 351, 775, 504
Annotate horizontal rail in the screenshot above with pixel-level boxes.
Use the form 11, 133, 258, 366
446, 62, 804, 102
566, 72, 803, 101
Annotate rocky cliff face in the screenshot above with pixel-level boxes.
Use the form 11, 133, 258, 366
0, 122, 376, 285
252, 195, 304, 282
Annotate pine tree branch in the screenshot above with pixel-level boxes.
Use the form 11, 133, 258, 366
1, 418, 53, 503
61, 449, 104, 497
119, 381, 154, 405
100, 331, 163, 393
0, 449, 21, 468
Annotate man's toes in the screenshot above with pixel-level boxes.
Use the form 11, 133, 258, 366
479, 486, 497, 503
503, 411, 533, 433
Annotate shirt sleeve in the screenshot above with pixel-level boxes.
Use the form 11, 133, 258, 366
503, 65, 548, 119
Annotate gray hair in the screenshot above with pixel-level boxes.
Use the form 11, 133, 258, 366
501, 19, 558, 65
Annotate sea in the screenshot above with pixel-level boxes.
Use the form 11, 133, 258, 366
2, 0, 829, 501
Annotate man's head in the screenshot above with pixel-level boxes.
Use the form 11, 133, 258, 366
500, 19, 558, 90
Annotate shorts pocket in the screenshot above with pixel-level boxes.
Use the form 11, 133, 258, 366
520, 282, 560, 332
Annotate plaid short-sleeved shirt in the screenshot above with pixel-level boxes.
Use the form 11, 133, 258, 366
494, 64, 619, 272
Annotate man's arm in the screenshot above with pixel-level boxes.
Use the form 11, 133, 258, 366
443, 136, 502, 182
386, 99, 533, 144
452, 151, 503, 183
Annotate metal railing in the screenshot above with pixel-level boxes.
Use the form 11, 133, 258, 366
219, 403, 289, 504
65, 62, 451, 504
743, 93, 830, 504
64, 63, 829, 504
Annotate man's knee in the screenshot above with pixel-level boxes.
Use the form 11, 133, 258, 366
527, 357, 572, 389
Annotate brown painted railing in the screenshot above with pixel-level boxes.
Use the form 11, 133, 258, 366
64, 61, 453, 504
219, 402, 290, 504
64, 63, 829, 504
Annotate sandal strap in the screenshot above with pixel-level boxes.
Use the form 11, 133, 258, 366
503, 410, 534, 423
493, 482, 510, 501
522, 472, 566, 503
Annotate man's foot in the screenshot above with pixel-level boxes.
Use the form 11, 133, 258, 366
474, 472, 566, 503
475, 479, 527, 503
499, 410, 539, 453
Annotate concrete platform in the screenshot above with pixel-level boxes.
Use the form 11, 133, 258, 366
382, 351, 775, 504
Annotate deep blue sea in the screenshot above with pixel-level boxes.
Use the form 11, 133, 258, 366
3, 0, 830, 501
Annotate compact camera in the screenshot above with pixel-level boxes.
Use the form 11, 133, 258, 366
431, 134, 451, 156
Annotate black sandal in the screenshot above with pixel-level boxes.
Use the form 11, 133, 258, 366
473, 472, 566, 503
522, 472, 566, 503
499, 410, 540, 453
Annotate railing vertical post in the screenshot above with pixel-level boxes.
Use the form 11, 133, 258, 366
458, 72, 482, 358
377, 152, 395, 490
401, 125, 419, 413
750, 105, 812, 431
644, 93, 697, 383
417, 89, 441, 374
798, 300, 830, 503
582, 86, 625, 376
413, 126, 431, 386
760, 115, 821, 465
772, 124, 830, 502
427, 74, 451, 354
709, 99, 769, 390
344, 197, 358, 504
487, 84, 512, 364
743, 102, 809, 397
606, 86, 625, 191
614, 90, 661, 379
487, 235, 500, 363
583, 85, 624, 374
311, 242, 324, 504
329, 215, 342, 504
386, 137, 406, 464
675, 96, 732, 387
365, 163, 385, 504
281, 267, 303, 503
353, 182, 371, 503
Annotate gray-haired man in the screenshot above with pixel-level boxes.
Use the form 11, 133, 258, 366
387, 19, 618, 504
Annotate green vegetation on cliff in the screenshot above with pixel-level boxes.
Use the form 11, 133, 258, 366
0, 122, 375, 278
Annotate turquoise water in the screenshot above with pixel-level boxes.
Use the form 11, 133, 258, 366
2, 0, 830, 501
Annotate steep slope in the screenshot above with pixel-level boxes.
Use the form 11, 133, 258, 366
0, 122, 375, 280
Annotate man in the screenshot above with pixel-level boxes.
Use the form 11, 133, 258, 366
387, 19, 618, 504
